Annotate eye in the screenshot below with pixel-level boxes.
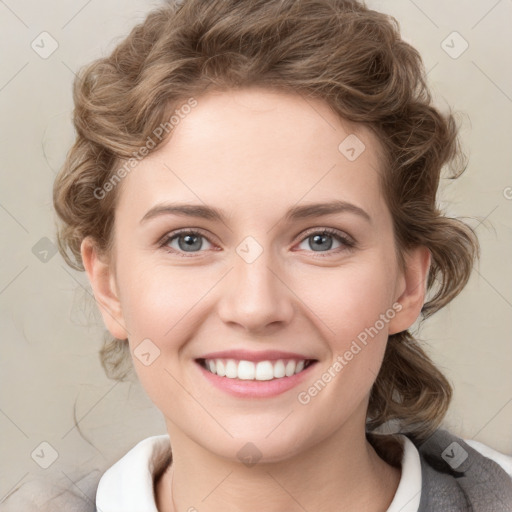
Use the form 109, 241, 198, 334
158, 227, 355, 258
295, 228, 355, 255
159, 229, 215, 257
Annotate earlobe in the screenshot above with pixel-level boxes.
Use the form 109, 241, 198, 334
80, 237, 129, 340
388, 246, 431, 335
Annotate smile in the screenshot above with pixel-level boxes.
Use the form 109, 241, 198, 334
197, 358, 316, 381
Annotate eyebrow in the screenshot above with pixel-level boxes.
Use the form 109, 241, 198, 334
140, 200, 372, 225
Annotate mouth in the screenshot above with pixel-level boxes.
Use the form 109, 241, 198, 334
196, 358, 317, 381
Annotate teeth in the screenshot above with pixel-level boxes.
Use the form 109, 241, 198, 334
225, 359, 238, 378
216, 360, 226, 377
255, 361, 274, 381
238, 360, 255, 380
285, 360, 296, 377
273, 360, 286, 378
202, 358, 311, 380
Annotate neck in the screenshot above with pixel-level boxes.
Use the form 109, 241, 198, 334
155, 422, 402, 512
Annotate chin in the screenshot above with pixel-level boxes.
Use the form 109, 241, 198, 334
196, 421, 315, 465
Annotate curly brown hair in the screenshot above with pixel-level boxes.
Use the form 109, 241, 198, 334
53, 0, 479, 442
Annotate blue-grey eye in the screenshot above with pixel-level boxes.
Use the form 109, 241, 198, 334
166, 232, 213, 252
298, 231, 344, 252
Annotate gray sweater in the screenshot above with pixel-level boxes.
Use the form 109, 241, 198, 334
412, 429, 512, 511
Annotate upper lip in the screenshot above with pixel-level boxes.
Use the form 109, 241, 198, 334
196, 349, 317, 362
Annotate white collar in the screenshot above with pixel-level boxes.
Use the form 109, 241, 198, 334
96, 434, 422, 512
384, 435, 422, 512
96, 434, 171, 512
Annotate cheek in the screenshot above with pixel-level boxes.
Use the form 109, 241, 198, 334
117, 267, 210, 411
292, 263, 398, 422
302, 259, 397, 340
118, 259, 214, 340
300, 257, 398, 392
113, 258, 206, 373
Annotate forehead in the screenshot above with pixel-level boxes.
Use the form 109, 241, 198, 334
116, 88, 387, 225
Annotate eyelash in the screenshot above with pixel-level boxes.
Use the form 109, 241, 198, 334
158, 227, 356, 258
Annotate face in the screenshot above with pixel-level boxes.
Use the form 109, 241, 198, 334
86, 88, 427, 463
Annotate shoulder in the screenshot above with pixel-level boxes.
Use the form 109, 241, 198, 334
463, 437, 512, 477
412, 428, 512, 511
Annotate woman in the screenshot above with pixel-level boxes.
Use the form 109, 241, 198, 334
51, 0, 512, 510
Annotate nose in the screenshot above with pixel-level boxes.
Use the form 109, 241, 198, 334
217, 247, 295, 334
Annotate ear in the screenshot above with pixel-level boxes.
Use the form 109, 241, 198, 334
388, 246, 431, 335
81, 236, 129, 340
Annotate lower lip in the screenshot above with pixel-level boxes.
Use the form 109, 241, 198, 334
196, 361, 317, 398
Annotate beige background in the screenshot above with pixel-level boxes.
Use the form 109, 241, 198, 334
1, 0, 511, 507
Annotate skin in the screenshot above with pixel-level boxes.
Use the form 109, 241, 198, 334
82, 88, 430, 512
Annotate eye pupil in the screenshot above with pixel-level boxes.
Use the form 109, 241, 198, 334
310, 233, 333, 251
179, 234, 202, 251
